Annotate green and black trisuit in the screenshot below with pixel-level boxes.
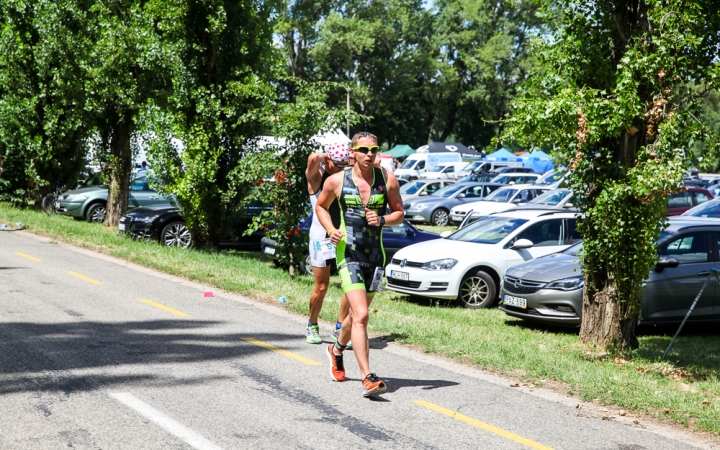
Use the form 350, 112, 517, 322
335, 167, 388, 293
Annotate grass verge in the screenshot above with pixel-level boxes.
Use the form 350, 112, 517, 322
2, 205, 719, 435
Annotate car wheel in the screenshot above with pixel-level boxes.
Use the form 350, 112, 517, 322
298, 253, 313, 276
86, 203, 107, 223
431, 208, 450, 226
458, 270, 496, 308
161, 221, 193, 248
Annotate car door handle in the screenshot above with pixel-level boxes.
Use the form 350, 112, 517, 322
149, 196, 160, 200
697, 271, 711, 276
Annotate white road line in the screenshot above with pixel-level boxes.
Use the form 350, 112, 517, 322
110, 393, 223, 450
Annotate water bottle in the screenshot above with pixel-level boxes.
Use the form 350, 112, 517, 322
278, 296, 287, 303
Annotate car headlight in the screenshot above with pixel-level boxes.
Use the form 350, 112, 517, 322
421, 258, 458, 271
408, 203, 429, 212
545, 276, 584, 291
64, 194, 87, 201
136, 215, 161, 223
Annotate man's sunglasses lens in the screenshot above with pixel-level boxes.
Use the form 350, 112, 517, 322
354, 146, 380, 154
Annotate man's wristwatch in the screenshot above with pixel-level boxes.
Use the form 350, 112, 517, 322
380, 216, 386, 226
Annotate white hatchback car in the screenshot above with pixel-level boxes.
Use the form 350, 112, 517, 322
385, 209, 581, 308
449, 184, 551, 224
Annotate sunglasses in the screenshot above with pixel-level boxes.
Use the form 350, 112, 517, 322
353, 145, 380, 155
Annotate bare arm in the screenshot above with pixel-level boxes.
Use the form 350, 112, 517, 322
305, 152, 326, 194
365, 170, 405, 227
315, 172, 344, 244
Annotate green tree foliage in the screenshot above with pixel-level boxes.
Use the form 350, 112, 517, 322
0, 1, 89, 203
233, 80, 360, 276
85, 0, 174, 226
142, 0, 277, 248
431, 0, 547, 147
502, 0, 720, 350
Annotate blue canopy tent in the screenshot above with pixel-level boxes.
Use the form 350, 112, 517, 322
521, 149, 555, 172
484, 148, 524, 162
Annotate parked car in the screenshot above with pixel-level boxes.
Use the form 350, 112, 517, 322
386, 209, 579, 308
494, 166, 536, 174
682, 197, 720, 218
534, 169, 568, 187
457, 172, 501, 183
261, 213, 440, 275
490, 173, 541, 185
57, 175, 170, 223
512, 188, 575, 211
419, 162, 468, 180
458, 161, 524, 178
449, 184, 551, 224
118, 200, 270, 249
397, 178, 410, 188
404, 182, 504, 226
500, 217, 720, 326
666, 187, 712, 216
400, 179, 456, 202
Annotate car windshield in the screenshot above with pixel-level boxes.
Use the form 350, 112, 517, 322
400, 181, 426, 195
683, 198, 720, 218
430, 183, 465, 198
483, 188, 517, 202
399, 159, 416, 169
530, 189, 570, 206
563, 242, 583, 256
448, 216, 528, 244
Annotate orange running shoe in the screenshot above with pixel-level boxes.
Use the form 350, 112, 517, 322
362, 373, 387, 397
325, 345, 345, 382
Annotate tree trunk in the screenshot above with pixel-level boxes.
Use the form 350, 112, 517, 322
579, 128, 641, 350
105, 118, 133, 227
579, 279, 638, 350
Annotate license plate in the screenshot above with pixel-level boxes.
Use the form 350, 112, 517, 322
263, 246, 276, 255
451, 215, 462, 222
503, 294, 527, 309
390, 270, 409, 281
118, 223, 126, 231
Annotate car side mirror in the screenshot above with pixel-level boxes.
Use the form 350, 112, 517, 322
440, 230, 453, 238
510, 238, 534, 250
458, 193, 466, 198
419, 191, 427, 196
511, 197, 523, 203
563, 203, 574, 208
655, 256, 680, 272
405, 228, 415, 236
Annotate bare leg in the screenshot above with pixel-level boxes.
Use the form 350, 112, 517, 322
337, 293, 350, 323
337, 289, 372, 377
309, 266, 330, 324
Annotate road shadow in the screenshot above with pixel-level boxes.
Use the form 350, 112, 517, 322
382, 377, 460, 393
0, 319, 306, 394
0, 267, 26, 270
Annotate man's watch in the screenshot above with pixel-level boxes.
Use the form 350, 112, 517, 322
380, 216, 386, 226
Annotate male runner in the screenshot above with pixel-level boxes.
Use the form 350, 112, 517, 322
316, 132, 404, 397
304, 143, 352, 344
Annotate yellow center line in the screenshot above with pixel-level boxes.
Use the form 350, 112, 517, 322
242, 338, 321, 366
15, 252, 42, 262
413, 400, 554, 450
137, 298, 189, 317
66, 271, 103, 285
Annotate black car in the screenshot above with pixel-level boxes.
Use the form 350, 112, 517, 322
261, 213, 441, 275
118, 202, 269, 249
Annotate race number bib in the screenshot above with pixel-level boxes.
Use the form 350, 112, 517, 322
370, 267, 385, 293
319, 238, 336, 260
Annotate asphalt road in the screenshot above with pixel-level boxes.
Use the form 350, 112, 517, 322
0, 229, 715, 450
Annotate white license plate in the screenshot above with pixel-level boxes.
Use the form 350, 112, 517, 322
263, 246, 276, 255
451, 215, 463, 222
390, 270, 409, 281
503, 294, 527, 309
118, 223, 126, 231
